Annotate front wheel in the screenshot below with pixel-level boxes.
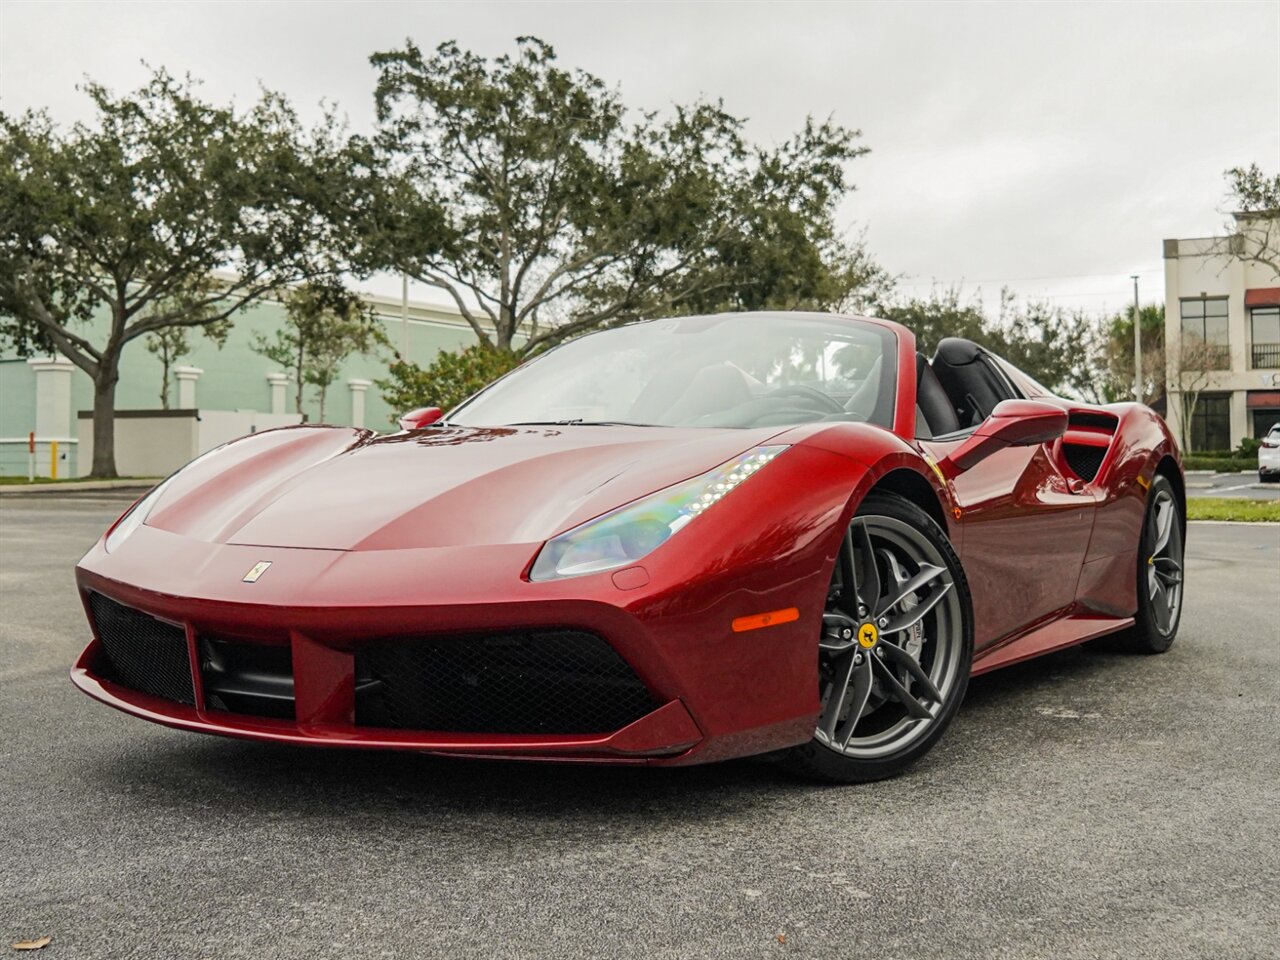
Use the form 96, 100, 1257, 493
780, 492, 973, 783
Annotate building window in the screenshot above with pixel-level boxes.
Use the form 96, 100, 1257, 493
1252, 409, 1280, 439
1180, 298, 1230, 369
1189, 392, 1231, 452
1250, 306, 1280, 369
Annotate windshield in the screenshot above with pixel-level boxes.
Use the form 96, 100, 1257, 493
450, 313, 898, 430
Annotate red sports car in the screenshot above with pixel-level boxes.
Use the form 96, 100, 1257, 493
72, 312, 1185, 782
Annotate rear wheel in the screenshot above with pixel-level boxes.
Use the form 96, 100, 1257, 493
780, 492, 973, 783
1123, 475, 1185, 653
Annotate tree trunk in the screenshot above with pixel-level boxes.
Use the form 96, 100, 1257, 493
496, 325, 514, 354
294, 346, 306, 420
160, 352, 171, 410
90, 367, 120, 479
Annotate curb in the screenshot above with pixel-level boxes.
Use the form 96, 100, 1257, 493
1189, 519, 1280, 526
0, 479, 157, 497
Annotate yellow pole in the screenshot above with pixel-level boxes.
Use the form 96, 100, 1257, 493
50, 440, 58, 480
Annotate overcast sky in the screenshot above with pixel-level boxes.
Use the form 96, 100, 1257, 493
2, 0, 1277, 317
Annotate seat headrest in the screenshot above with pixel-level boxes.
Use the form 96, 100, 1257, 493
934, 337, 984, 366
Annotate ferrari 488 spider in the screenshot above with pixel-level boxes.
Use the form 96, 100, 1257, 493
72, 312, 1185, 781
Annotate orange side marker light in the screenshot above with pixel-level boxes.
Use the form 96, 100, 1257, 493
732, 607, 800, 633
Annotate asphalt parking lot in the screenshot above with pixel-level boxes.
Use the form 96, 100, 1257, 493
1187, 470, 1280, 501
2, 498, 1277, 959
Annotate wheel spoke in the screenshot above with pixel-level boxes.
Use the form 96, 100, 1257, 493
876, 562, 946, 618
819, 652, 858, 740
1151, 577, 1170, 633
878, 641, 943, 703
836, 530, 859, 616
837, 658, 874, 749
883, 578, 953, 635
820, 611, 857, 654
852, 521, 882, 613
871, 654, 932, 720
1151, 498, 1173, 556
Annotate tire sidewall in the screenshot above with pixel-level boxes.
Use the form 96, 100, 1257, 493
1131, 474, 1184, 653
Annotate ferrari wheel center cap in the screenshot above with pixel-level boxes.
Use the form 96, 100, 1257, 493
857, 622, 879, 649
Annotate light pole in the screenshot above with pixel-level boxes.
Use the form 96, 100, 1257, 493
1132, 275, 1142, 403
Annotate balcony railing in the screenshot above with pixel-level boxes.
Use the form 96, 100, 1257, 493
1252, 343, 1280, 369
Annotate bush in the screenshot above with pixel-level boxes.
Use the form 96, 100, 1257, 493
376, 344, 520, 424
1182, 455, 1253, 472
1235, 436, 1262, 458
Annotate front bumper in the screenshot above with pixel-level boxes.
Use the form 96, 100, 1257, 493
72, 496, 833, 765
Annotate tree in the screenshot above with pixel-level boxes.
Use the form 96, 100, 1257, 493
0, 70, 364, 476
1219, 163, 1280, 281
994, 293, 1104, 403
1169, 338, 1226, 452
376, 344, 520, 422
143, 305, 231, 409
1094, 304, 1165, 405
364, 37, 885, 357
252, 282, 386, 422
875, 288, 1104, 400
144, 327, 190, 410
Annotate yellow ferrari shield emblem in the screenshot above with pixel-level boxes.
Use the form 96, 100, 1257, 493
858, 622, 879, 649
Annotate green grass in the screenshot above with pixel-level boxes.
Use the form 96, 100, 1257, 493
1187, 498, 1280, 522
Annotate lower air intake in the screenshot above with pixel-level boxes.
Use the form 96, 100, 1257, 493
354, 630, 658, 735
88, 592, 195, 706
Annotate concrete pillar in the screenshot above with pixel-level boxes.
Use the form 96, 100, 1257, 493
26, 356, 74, 439
348, 378, 372, 429
174, 366, 202, 409
266, 372, 290, 415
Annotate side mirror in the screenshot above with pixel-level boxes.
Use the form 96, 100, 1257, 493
398, 407, 444, 431
938, 399, 1067, 478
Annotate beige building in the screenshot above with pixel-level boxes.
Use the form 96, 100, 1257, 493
1162, 212, 1280, 452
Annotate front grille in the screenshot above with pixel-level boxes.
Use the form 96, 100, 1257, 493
354, 630, 658, 735
88, 593, 195, 706
1063, 442, 1107, 482
200, 636, 295, 720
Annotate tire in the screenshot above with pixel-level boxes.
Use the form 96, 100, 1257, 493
779, 492, 973, 783
1122, 474, 1185, 653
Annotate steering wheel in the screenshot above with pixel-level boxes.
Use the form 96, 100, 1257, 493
765, 384, 846, 414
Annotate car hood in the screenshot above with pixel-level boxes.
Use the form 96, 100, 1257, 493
144, 424, 787, 551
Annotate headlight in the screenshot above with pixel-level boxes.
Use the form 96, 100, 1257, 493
528, 445, 788, 581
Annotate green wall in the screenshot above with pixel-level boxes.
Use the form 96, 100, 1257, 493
0, 296, 482, 476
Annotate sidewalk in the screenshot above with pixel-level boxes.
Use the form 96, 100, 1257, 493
0, 478, 157, 497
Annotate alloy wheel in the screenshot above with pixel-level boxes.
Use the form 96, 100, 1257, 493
1145, 488, 1184, 636
816, 514, 966, 759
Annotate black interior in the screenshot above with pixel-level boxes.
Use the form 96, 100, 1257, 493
922, 338, 1019, 433
914, 353, 961, 438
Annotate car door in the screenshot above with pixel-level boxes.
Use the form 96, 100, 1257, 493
916, 352, 1095, 651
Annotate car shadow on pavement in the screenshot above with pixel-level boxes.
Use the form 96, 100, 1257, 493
82, 639, 1157, 823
